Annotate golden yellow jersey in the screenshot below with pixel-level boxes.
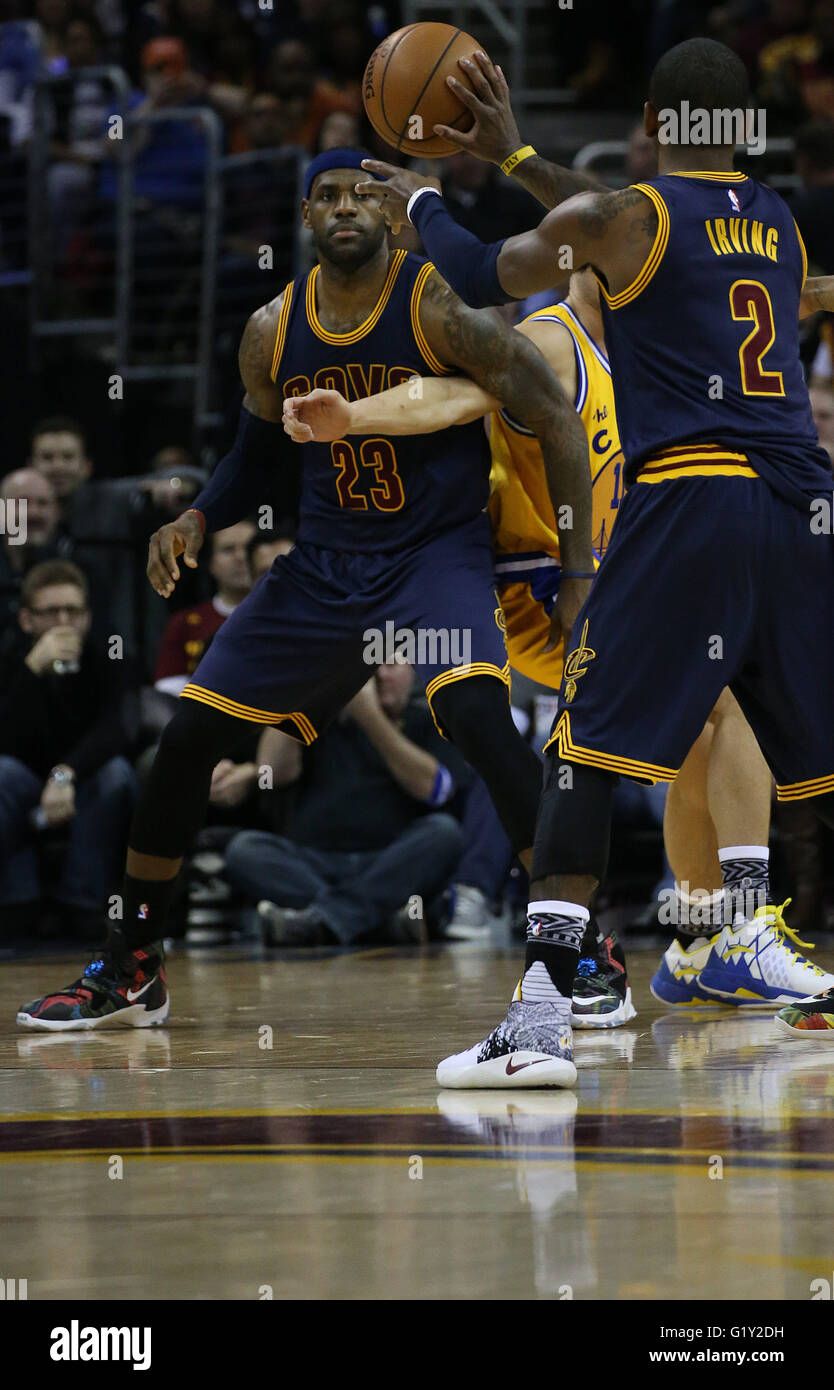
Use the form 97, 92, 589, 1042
488, 300, 623, 568
488, 301, 623, 688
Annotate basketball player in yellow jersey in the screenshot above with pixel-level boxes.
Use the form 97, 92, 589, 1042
283, 266, 788, 1023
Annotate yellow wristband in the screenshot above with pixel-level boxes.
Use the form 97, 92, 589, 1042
500, 144, 536, 176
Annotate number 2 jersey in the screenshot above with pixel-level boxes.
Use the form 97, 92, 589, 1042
272, 248, 491, 551
597, 170, 832, 508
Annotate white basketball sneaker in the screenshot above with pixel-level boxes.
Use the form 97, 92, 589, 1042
436, 998, 576, 1089
697, 900, 834, 1006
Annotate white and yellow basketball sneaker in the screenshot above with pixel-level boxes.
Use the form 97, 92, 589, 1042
697, 901, 834, 1006
650, 935, 725, 1006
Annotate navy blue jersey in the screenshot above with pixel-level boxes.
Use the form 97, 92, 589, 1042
271, 248, 491, 552
597, 171, 832, 507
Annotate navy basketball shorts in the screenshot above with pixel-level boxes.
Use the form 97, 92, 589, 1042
544, 474, 834, 801
180, 514, 509, 743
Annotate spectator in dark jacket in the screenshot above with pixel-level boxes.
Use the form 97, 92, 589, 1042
226, 661, 466, 946
0, 559, 137, 934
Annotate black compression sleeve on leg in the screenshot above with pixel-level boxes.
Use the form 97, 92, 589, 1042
191, 407, 283, 533
530, 755, 617, 885
430, 675, 542, 852
808, 790, 834, 830
128, 701, 259, 859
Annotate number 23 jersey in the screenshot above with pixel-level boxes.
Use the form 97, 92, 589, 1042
273, 248, 491, 553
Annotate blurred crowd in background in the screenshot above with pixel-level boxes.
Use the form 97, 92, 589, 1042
0, 0, 833, 952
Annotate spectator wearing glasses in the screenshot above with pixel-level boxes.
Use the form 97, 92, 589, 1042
0, 560, 138, 938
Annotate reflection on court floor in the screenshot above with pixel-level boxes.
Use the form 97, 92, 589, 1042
1, 944, 832, 1299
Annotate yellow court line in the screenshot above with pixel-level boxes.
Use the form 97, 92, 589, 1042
4, 1099, 833, 1122
1, 1140, 831, 1162
0, 1150, 831, 1181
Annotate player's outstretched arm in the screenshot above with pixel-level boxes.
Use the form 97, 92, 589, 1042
800, 275, 834, 318
433, 50, 608, 209
147, 299, 285, 598
358, 162, 657, 307
283, 317, 578, 444
283, 375, 496, 443
419, 269, 594, 644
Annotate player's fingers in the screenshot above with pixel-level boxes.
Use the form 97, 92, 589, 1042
494, 63, 510, 96
285, 417, 313, 442
146, 536, 169, 595
158, 527, 180, 584
355, 179, 387, 199
432, 123, 475, 149
182, 527, 202, 569
360, 158, 399, 179
458, 55, 495, 102
446, 74, 489, 116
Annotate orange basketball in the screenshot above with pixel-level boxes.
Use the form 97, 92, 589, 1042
362, 22, 489, 158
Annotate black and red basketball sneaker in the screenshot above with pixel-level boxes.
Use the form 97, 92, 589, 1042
16, 934, 168, 1031
571, 930, 637, 1029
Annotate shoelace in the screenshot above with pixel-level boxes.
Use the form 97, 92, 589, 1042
750, 898, 816, 958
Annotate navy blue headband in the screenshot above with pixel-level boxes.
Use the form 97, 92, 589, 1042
303, 148, 384, 199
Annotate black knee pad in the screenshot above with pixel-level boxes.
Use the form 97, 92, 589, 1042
810, 790, 834, 832
430, 674, 514, 756
530, 755, 617, 884
157, 700, 253, 769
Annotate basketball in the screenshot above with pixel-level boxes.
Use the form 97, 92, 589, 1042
362, 22, 489, 158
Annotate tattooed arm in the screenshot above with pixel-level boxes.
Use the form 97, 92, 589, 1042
418, 270, 594, 644
432, 50, 609, 208
503, 154, 608, 210
495, 184, 659, 301
360, 155, 659, 307
283, 317, 578, 440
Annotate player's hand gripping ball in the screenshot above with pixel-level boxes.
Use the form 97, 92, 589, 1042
363, 22, 491, 158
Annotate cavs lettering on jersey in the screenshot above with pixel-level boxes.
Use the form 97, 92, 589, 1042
273, 248, 491, 552
178, 249, 508, 744
488, 302, 623, 688
597, 172, 832, 507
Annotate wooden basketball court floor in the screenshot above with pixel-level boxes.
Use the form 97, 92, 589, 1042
1, 939, 833, 1301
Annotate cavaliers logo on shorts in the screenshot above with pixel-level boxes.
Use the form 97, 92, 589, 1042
563, 620, 596, 703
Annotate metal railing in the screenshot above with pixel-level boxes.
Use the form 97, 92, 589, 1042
113, 104, 222, 430
573, 136, 801, 192
22, 63, 307, 435
27, 66, 131, 348
212, 144, 307, 421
